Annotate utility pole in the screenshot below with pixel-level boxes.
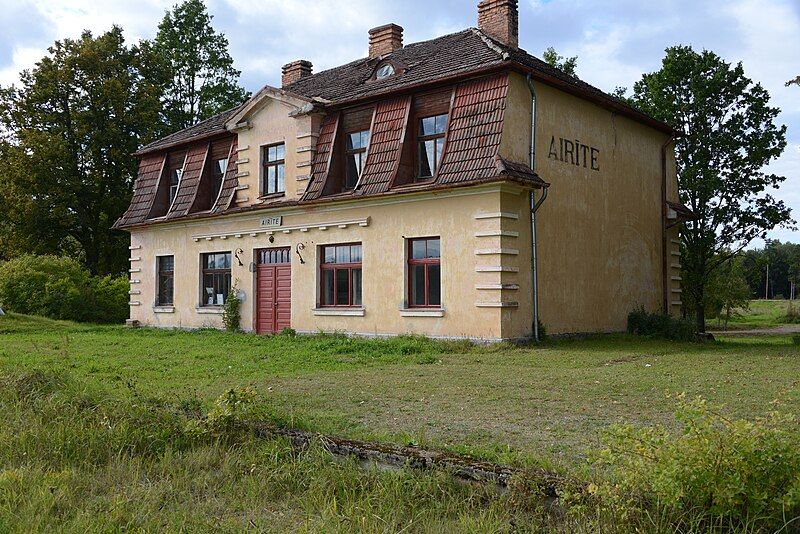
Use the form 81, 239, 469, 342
765, 264, 769, 300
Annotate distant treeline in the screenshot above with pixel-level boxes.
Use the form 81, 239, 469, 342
741, 241, 800, 299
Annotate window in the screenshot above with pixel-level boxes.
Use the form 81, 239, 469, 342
418, 114, 448, 179
210, 140, 230, 202
167, 151, 186, 205
375, 63, 395, 79
408, 238, 440, 307
201, 252, 231, 306
320, 243, 362, 307
262, 143, 285, 195
157, 256, 174, 306
345, 130, 370, 190
211, 157, 227, 201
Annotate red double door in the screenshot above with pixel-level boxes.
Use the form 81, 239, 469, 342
256, 248, 291, 335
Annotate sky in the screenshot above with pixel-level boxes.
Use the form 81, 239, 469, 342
0, 0, 798, 246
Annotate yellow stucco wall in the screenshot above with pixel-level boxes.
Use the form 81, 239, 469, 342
229, 95, 320, 206
498, 72, 679, 336
128, 184, 537, 341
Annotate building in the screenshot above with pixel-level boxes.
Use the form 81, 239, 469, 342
114, 0, 692, 341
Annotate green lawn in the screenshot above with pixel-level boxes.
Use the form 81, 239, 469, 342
1, 313, 799, 531
715, 299, 799, 329
2, 312, 798, 470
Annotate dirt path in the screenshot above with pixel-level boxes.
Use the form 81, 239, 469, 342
711, 325, 800, 336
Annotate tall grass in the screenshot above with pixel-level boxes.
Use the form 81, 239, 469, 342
0, 369, 556, 532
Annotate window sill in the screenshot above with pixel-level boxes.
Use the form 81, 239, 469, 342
153, 306, 175, 314
399, 308, 444, 318
258, 192, 286, 201
312, 308, 365, 317
196, 307, 224, 315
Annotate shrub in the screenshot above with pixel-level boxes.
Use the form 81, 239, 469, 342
586, 396, 800, 531
222, 282, 242, 332
535, 319, 548, 342
185, 386, 258, 438
88, 275, 130, 324
279, 327, 297, 337
0, 255, 92, 321
627, 307, 696, 341
784, 301, 800, 324
0, 255, 128, 324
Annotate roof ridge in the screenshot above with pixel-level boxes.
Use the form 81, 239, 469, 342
286, 28, 478, 87
469, 28, 510, 60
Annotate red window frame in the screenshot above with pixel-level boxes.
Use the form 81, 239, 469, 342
407, 237, 441, 308
319, 243, 363, 308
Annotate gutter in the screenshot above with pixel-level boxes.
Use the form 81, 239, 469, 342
527, 74, 549, 342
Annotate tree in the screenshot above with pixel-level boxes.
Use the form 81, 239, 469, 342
631, 46, 792, 332
0, 28, 164, 275
705, 256, 751, 328
155, 0, 249, 132
542, 47, 578, 78
787, 76, 800, 87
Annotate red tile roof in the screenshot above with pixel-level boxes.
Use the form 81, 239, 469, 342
436, 73, 508, 184
357, 96, 410, 195
168, 143, 208, 219
115, 154, 165, 227
212, 141, 240, 213
302, 113, 340, 201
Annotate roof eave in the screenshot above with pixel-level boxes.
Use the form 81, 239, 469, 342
112, 176, 545, 231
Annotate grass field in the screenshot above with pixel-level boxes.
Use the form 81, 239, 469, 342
1, 313, 799, 531
1, 313, 798, 469
715, 299, 799, 330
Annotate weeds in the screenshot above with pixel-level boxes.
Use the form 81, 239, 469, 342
580, 395, 800, 531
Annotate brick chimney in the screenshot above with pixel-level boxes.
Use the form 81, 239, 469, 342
368, 24, 404, 58
477, 0, 519, 49
281, 60, 312, 87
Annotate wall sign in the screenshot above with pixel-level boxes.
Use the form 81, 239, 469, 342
260, 216, 283, 228
548, 136, 600, 172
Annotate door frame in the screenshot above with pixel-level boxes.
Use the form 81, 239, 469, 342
254, 247, 292, 334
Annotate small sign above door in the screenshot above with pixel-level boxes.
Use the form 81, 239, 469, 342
260, 216, 283, 228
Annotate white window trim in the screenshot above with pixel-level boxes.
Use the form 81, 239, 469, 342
196, 307, 224, 315
399, 308, 444, 318
312, 308, 365, 317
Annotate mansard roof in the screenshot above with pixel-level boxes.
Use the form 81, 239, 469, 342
136, 106, 243, 156
136, 28, 669, 158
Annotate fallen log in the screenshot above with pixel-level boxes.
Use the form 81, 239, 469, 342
251, 422, 575, 497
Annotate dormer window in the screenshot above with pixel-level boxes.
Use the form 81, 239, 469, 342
375, 63, 395, 79
169, 168, 182, 204
418, 113, 448, 180
209, 140, 230, 202
167, 151, 187, 205
345, 130, 370, 190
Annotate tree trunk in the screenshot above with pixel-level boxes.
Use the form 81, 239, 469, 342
695, 299, 706, 333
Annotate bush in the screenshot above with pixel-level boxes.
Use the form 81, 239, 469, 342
88, 275, 130, 324
222, 282, 242, 332
586, 396, 800, 531
0, 255, 128, 324
627, 307, 696, 341
185, 386, 258, 438
784, 301, 800, 324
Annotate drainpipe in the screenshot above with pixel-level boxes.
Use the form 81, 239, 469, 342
527, 74, 549, 342
661, 133, 675, 315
